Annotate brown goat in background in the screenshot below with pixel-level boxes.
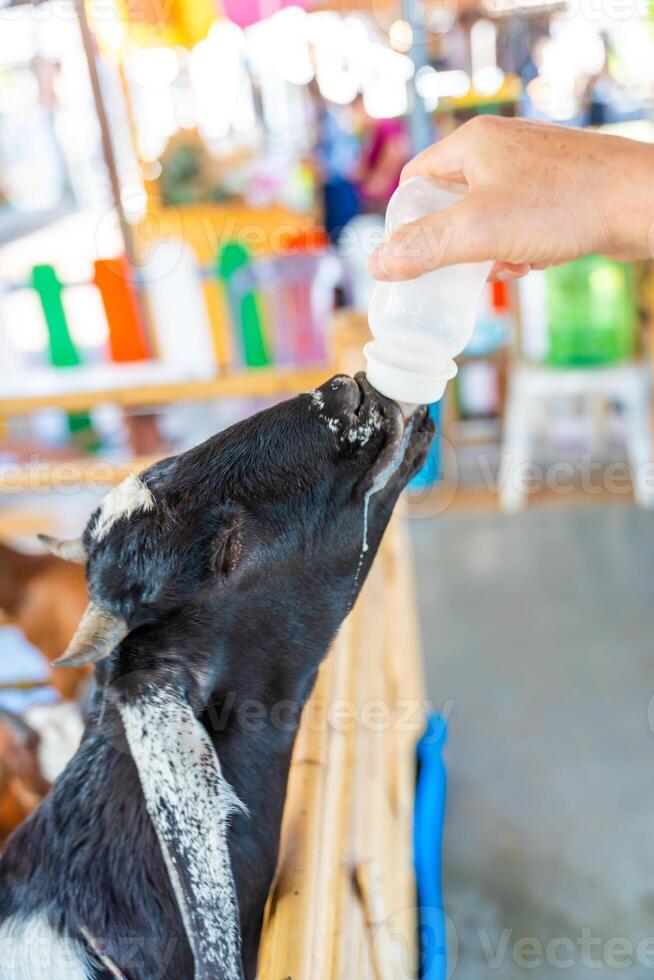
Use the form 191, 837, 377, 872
0, 542, 89, 841
0, 711, 51, 840
0, 541, 89, 701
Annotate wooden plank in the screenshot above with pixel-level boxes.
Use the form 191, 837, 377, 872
258, 660, 331, 979
352, 532, 405, 980
307, 615, 354, 980
0, 366, 331, 417
387, 521, 425, 962
258, 521, 423, 979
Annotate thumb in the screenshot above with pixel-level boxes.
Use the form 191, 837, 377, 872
368, 194, 492, 281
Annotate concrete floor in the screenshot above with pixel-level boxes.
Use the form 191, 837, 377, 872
411, 505, 654, 979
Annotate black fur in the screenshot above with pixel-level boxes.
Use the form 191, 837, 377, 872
0, 374, 433, 980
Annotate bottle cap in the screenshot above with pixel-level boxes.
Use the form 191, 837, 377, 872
363, 342, 457, 404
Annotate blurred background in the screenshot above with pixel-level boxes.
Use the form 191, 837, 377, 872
1, 0, 654, 976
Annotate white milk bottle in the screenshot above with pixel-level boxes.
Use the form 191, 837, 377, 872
365, 177, 493, 405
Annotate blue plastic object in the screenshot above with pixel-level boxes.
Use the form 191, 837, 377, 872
414, 714, 448, 980
409, 402, 442, 492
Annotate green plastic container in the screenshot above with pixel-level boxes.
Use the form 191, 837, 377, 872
545, 256, 636, 366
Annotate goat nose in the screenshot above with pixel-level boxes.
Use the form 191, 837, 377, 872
321, 375, 362, 416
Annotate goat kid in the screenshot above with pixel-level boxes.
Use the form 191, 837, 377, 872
0, 374, 433, 980
0, 712, 50, 842
0, 541, 89, 702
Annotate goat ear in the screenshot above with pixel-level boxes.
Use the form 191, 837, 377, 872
118, 686, 246, 979
38, 533, 87, 565
52, 602, 128, 668
212, 507, 245, 580
212, 527, 242, 580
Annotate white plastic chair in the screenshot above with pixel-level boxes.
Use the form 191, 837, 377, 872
499, 272, 654, 511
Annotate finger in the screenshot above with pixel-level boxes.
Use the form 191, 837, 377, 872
400, 137, 467, 185
401, 115, 514, 188
368, 195, 490, 281
490, 262, 531, 281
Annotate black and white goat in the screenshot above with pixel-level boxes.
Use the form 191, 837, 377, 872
0, 374, 433, 980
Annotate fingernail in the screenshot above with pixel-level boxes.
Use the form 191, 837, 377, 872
495, 270, 513, 282
369, 244, 391, 281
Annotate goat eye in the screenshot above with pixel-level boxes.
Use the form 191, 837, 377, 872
213, 531, 241, 580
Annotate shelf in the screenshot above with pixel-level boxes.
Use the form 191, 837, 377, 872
435, 73, 522, 111
0, 365, 332, 417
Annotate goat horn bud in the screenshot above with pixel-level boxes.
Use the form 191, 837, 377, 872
53, 603, 128, 668
38, 533, 87, 565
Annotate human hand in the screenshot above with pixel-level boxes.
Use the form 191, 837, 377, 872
368, 116, 654, 282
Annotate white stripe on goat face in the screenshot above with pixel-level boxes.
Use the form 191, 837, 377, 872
119, 687, 246, 980
0, 913, 93, 980
92, 475, 155, 542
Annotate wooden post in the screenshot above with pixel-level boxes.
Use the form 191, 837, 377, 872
74, 0, 136, 268
73, 0, 161, 455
